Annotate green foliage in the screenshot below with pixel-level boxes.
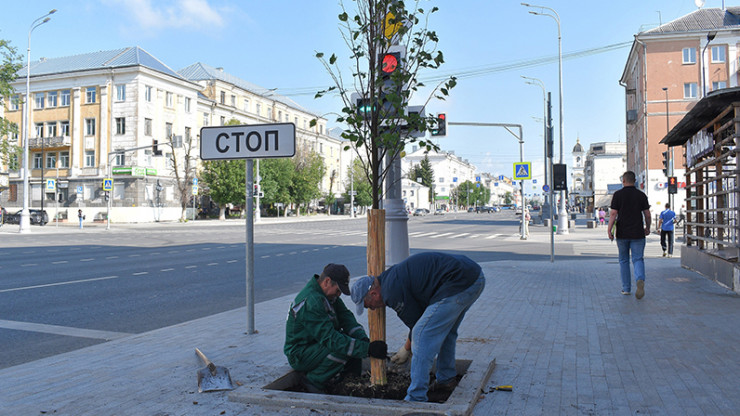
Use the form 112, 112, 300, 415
290, 150, 326, 211
0, 39, 21, 166
315, 1, 456, 208
452, 180, 491, 207
407, 154, 434, 203
259, 158, 293, 205
201, 160, 246, 208
343, 158, 373, 207
504, 192, 513, 205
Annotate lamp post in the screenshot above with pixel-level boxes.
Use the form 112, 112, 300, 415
701, 32, 717, 98
663, 87, 673, 209
20, 9, 56, 233
522, 3, 567, 234
521, 76, 548, 210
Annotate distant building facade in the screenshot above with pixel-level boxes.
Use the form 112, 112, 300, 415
402, 146, 477, 210
583, 142, 627, 211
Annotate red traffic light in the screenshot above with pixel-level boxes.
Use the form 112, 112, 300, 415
380, 52, 400, 75
668, 177, 677, 185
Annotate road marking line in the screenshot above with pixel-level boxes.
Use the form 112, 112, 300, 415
21, 264, 38, 267
207, 263, 218, 266
80, 258, 95, 262
128, 254, 141, 257
430, 232, 454, 239
0, 319, 132, 340
450, 233, 470, 238
161, 268, 175, 272
276, 253, 284, 257
227, 260, 238, 263
52, 261, 68, 264
106, 256, 119, 259
0, 275, 119, 293
485, 234, 503, 239
412, 232, 436, 237
261, 255, 270, 258
289, 251, 297, 255
133, 272, 148, 276
185, 265, 197, 269
202, 247, 211, 251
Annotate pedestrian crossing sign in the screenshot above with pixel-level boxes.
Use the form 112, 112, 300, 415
513, 162, 532, 180
103, 178, 113, 192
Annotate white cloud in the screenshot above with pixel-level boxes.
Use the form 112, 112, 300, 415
107, 0, 223, 31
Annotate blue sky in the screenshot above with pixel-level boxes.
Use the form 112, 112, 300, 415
0, 0, 723, 197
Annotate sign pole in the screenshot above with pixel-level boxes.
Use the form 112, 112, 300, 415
245, 159, 255, 334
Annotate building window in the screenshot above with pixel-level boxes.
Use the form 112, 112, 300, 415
33, 153, 42, 169
114, 153, 125, 166
35, 123, 44, 138
230, 95, 236, 107
145, 85, 152, 102
712, 81, 727, 91
184, 97, 191, 112
294, 116, 298, 125
683, 82, 698, 98
203, 112, 209, 126
61, 90, 70, 106
145, 118, 152, 136
711, 45, 725, 63
59, 151, 69, 168
244, 99, 249, 111
85, 118, 96, 136
35, 93, 45, 109
278, 110, 282, 121
46, 152, 57, 169
61, 121, 70, 137
10, 94, 20, 110
220, 91, 226, 104
185, 127, 192, 144
220, 116, 225, 125
166, 92, 173, 107
47, 91, 57, 107
165, 122, 173, 140
46, 122, 57, 137
115, 84, 126, 101
84, 150, 95, 167
86, 87, 96, 103
256, 103, 261, 116
116, 117, 126, 134
439, 177, 445, 183
682, 47, 696, 64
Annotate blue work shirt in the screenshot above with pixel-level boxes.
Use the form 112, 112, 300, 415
660, 209, 676, 231
378, 252, 482, 333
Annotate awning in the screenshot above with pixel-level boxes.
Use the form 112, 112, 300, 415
660, 87, 740, 147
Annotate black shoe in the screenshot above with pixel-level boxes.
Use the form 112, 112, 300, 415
299, 374, 325, 394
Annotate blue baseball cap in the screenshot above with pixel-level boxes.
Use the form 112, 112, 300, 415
350, 275, 375, 315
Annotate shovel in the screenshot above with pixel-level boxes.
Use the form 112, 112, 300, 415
195, 348, 235, 392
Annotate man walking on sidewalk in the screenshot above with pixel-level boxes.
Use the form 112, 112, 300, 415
658, 203, 676, 258
351, 252, 485, 402
608, 171, 651, 299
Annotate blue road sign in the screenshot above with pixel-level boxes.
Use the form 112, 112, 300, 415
513, 162, 532, 180
543, 184, 550, 192
498, 175, 504, 181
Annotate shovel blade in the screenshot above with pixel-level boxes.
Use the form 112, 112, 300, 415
197, 365, 234, 392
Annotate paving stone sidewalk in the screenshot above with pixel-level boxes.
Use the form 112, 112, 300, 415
1, 232, 739, 415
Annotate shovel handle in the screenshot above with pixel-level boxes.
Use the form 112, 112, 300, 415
195, 348, 219, 376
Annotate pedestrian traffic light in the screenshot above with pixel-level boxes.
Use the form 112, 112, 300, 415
153, 140, 162, 156
431, 113, 446, 137
662, 150, 669, 176
667, 176, 678, 194
104, 191, 110, 202
377, 46, 405, 119
553, 163, 567, 191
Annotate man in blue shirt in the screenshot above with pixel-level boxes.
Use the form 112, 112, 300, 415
659, 203, 676, 258
351, 252, 485, 402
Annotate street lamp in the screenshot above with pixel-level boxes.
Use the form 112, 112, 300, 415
20, 9, 56, 233
663, 87, 673, 208
522, 2, 568, 234
521, 76, 548, 207
701, 32, 717, 98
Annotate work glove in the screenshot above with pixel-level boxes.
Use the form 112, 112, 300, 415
390, 345, 412, 364
367, 341, 388, 359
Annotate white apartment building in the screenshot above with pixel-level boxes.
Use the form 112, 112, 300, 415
583, 142, 627, 212
401, 178, 430, 211
402, 146, 477, 209
1, 47, 346, 222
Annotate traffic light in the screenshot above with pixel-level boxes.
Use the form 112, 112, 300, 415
662, 151, 669, 176
356, 97, 375, 120
153, 140, 162, 156
553, 163, 567, 191
667, 176, 678, 194
377, 46, 405, 119
104, 191, 110, 202
431, 113, 446, 137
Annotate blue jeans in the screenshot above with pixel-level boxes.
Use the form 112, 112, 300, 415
406, 273, 485, 402
616, 238, 645, 292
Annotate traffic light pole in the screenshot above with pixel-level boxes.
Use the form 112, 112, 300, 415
448, 122, 527, 240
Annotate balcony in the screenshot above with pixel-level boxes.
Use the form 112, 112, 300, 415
29, 136, 71, 149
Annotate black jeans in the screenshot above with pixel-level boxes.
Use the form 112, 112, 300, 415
660, 230, 674, 255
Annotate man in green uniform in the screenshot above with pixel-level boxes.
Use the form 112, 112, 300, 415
284, 263, 387, 393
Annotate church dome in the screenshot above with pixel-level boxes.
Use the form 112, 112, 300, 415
572, 138, 584, 153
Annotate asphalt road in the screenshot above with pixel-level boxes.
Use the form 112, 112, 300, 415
0, 210, 553, 369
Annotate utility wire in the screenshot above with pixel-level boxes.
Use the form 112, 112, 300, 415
274, 41, 632, 97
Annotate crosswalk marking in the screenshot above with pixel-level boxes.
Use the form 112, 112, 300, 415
450, 233, 469, 238
430, 232, 454, 239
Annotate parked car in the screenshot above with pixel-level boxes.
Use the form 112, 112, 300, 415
413, 208, 429, 216
467, 207, 475, 213
6, 209, 49, 225
434, 209, 445, 215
